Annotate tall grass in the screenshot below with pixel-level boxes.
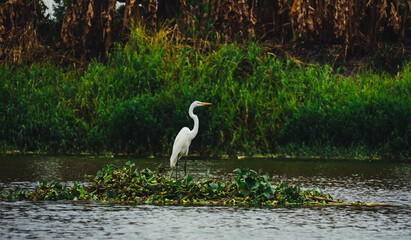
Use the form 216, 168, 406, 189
0, 25, 410, 158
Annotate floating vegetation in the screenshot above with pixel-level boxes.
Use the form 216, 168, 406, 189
0, 162, 390, 207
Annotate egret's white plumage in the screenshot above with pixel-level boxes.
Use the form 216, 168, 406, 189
170, 101, 211, 179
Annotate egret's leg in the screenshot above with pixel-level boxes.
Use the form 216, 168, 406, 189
175, 162, 178, 181
184, 157, 187, 177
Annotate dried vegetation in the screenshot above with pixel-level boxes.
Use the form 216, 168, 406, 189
0, 0, 409, 66
0, 0, 45, 64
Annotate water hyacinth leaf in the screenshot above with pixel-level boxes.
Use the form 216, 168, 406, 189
241, 189, 251, 197
126, 161, 135, 168
174, 180, 183, 187
96, 170, 104, 178
15, 187, 22, 196
239, 181, 248, 189
206, 168, 211, 178
0, 163, 381, 207
233, 168, 242, 175
184, 174, 194, 186
142, 168, 154, 178
133, 169, 140, 177
152, 193, 158, 200
247, 178, 258, 189
265, 185, 275, 195
71, 189, 80, 198
102, 166, 112, 175
263, 192, 273, 200
210, 182, 219, 192
105, 189, 116, 198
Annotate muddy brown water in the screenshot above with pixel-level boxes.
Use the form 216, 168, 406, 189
0, 155, 410, 239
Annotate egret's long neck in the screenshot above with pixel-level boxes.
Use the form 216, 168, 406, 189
189, 104, 199, 140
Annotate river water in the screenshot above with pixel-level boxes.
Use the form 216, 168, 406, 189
0, 155, 410, 239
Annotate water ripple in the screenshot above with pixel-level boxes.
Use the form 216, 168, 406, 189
0, 156, 410, 239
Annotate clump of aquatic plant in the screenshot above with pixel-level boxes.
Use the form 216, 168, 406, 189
0, 161, 388, 207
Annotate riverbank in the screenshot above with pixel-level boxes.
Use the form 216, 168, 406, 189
1, 150, 405, 162
1, 26, 410, 160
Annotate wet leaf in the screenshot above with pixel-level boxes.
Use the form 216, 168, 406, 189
104, 189, 116, 198
210, 182, 219, 192
184, 174, 194, 186
104, 177, 112, 183
1, 163, 383, 207
126, 161, 135, 168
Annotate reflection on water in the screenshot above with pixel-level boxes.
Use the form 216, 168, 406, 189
0, 155, 410, 239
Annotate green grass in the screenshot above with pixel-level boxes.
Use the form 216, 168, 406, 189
0, 25, 410, 159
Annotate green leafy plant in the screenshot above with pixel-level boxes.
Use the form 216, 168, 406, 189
0, 25, 409, 158
0, 161, 387, 207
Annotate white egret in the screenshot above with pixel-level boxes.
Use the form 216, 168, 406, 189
170, 101, 211, 180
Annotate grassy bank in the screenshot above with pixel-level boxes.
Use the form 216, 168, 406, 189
1, 26, 410, 159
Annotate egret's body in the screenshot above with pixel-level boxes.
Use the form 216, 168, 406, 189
170, 101, 211, 179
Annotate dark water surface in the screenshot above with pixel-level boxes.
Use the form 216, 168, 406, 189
0, 155, 410, 239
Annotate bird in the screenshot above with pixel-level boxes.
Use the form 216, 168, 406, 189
170, 101, 211, 180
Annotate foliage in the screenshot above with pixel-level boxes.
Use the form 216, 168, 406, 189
0, 64, 87, 153
0, 161, 339, 207
0, 26, 410, 158
107, 97, 158, 153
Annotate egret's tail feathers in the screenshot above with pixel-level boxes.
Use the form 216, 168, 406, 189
170, 154, 178, 169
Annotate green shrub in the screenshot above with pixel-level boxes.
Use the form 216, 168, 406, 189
107, 97, 158, 153
279, 98, 410, 155
0, 28, 409, 158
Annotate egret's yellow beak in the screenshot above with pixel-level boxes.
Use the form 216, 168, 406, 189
200, 102, 212, 106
